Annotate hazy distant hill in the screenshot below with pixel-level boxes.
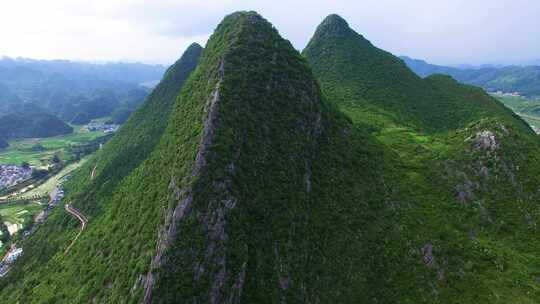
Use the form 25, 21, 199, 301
0, 57, 166, 85
0, 57, 167, 125
0, 84, 73, 139
401, 56, 540, 97
0, 103, 73, 139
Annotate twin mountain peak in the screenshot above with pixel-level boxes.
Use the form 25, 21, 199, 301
2, 11, 539, 304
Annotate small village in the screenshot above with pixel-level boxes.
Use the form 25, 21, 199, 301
0, 165, 32, 189
81, 122, 119, 133
490, 91, 523, 97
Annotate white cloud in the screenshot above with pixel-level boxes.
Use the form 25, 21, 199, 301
0, 0, 539, 65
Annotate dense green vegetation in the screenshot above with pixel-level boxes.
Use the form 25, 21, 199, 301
0, 11, 538, 304
402, 56, 540, 98
303, 15, 528, 134
304, 14, 540, 303
0, 215, 9, 246
0, 42, 202, 302
107, 108, 133, 124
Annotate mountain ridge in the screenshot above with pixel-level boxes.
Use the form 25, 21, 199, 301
402, 56, 540, 98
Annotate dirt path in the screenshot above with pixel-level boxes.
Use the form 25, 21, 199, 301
90, 164, 97, 180
63, 203, 88, 255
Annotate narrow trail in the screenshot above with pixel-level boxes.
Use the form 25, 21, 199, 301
90, 164, 97, 180
63, 203, 88, 255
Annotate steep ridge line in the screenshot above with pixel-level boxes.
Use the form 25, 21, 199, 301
63, 203, 88, 255
142, 57, 226, 304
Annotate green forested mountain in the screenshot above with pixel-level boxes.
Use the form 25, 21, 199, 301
304, 14, 540, 303
402, 56, 540, 98
303, 15, 526, 133
0, 12, 538, 304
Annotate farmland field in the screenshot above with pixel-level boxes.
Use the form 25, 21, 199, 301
495, 95, 540, 128
0, 202, 44, 236
0, 157, 89, 202
0, 126, 107, 166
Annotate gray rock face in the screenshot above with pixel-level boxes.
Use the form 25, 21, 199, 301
422, 243, 435, 267
474, 130, 499, 151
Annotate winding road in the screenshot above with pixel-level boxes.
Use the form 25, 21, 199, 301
63, 203, 88, 255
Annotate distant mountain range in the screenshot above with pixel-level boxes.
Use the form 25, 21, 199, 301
0, 57, 167, 141
401, 56, 540, 98
0, 57, 167, 85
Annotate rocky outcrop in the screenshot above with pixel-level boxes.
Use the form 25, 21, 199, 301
474, 130, 499, 151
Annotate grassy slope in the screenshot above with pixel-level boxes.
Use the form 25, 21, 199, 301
304, 14, 540, 303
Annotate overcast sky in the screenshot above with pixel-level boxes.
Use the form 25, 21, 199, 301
1, 0, 539, 66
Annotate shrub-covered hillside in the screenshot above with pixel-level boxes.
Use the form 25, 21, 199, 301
303, 15, 528, 134
304, 14, 540, 303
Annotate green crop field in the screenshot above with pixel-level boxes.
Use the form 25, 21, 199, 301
0, 202, 44, 236
0, 127, 107, 166
495, 95, 540, 128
